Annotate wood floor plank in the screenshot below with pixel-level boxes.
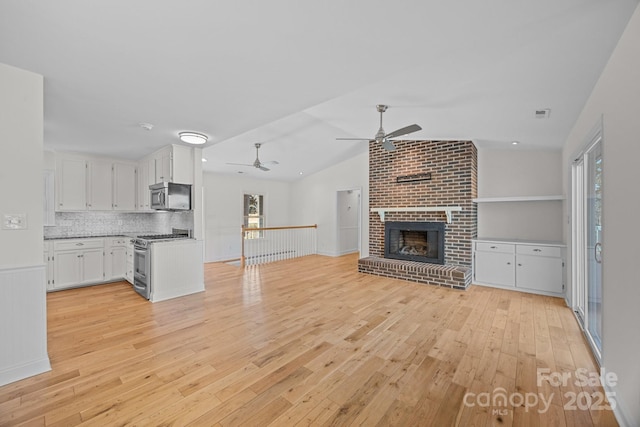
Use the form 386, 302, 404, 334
0, 254, 616, 426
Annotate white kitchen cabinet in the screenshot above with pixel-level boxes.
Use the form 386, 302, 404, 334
55, 153, 138, 212
105, 237, 128, 280
137, 156, 155, 211
151, 144, 194, 185
153, 146, 172, 183
87, 159, 113, 210
113, 163, 137, 211
56, 157, 86, 211
51, 238, 105, 290
125, 238, 134, 284
473, 239, 565, 296
44, 241, 54, 291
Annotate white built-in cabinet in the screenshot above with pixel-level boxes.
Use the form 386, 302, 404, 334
136, 157, 154, 210
46, 237, 134, 291
113, 163, 137, 210
125, 238, 134, 284
55, 154, 137, 212
54, 145, 193, 213
56, 157, 87, 210
153, 147, 172, 183
473, 239, 565, 296
51, 238, 105, 290
87, 159, 112, 210
147, 144, 194, 185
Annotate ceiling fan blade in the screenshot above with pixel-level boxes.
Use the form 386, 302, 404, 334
263, 160, 279, 165
226, 162, 253, 167
382, 140, 397, 151
384, 124, 422, 139
258, 165, 270, 171
336, 137, 373, 141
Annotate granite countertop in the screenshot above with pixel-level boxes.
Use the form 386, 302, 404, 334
44, 233, 142, 241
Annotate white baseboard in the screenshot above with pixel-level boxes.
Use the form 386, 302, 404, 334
0, 357, 51, 387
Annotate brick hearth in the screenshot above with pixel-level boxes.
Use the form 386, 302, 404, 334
359, 140, 477, 289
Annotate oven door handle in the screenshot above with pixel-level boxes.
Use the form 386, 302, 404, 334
133, 283, 146, 291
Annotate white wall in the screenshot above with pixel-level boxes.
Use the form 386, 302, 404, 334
0, 63, 50, 385
202, 172, 292, 262
477, 148, 563, 241
562, 4, 640, 425
290, 151, 369, 257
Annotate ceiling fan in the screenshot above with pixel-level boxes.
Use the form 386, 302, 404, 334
336, 104, 422, 151
226, 143, 279, 171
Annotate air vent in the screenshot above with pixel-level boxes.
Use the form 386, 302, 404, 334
535, 109, 551, 119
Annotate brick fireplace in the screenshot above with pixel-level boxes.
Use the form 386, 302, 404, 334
358, 140, 477, 289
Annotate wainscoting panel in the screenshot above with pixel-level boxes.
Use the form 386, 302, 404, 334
0, 265, 51, 386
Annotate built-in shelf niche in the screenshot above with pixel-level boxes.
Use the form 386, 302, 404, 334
472, 195, 564, 203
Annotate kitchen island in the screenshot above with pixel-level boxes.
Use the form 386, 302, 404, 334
149, 239, 204, 302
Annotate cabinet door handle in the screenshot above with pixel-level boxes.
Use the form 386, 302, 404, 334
518, 263, 522, 266
533, 248, 542, 252
506, 262, 511, 265
490, 246, 497, 249
76, 243, 84, 246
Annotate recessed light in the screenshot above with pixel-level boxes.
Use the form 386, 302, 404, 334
201, 158, 208, 162
139, 122, 154, 131
511, 141, 519, 145
179, 131, 208, 145
299, 171, 304, 175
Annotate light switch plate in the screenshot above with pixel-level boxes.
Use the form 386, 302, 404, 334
2, 213, 27, 230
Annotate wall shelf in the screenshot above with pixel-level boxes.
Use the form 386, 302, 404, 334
472, 195, 564, 203
370, 206, 463, 223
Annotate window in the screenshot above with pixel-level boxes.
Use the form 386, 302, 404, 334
243, 194, 264, 239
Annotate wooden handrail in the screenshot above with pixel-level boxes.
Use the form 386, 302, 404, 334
241, 224, 317, 233
240, 224, 317, 267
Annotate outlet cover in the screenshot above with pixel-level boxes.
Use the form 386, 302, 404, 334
2, 213, 27, 230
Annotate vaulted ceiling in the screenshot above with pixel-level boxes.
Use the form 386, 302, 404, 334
1, 1, 637, 180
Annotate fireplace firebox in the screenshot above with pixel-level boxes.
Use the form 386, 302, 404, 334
384, 221, 445, 264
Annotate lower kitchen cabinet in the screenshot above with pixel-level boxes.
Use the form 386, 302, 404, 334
47, 237, 133, 291
473, 239, 565, 296
105, 237, 127, 280
125, 239, 134, 284
53, 247, 104, 290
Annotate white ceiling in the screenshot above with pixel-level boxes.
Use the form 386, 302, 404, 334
1, 0, 637, 181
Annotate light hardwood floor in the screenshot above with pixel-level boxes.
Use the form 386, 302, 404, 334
0, 254, 617, 426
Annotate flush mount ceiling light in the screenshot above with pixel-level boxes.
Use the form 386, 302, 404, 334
179, 131, 208, 145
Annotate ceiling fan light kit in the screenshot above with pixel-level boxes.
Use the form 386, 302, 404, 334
336, 104, 422, 151
179, 131, 208, 145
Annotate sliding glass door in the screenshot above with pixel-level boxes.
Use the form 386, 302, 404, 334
571, 132, 603, 361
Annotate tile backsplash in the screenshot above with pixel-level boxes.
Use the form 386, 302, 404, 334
44, 211, 194, 238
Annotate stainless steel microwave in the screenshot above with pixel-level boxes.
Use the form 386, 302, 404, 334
149, 182, 191, 211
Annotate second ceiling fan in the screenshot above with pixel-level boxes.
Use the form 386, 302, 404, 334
336, 104, 421, 151
226, 143, 279, 172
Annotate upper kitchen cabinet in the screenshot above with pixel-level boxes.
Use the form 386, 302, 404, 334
150, 144, 194, 185
136, 156, 155, 211
56, 156, 87, 211
55, 153, 137, 212
113, 163, 136, 210
86, 159, 112, 210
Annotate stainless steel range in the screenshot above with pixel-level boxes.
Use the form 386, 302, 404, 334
132, 229, 191, 299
